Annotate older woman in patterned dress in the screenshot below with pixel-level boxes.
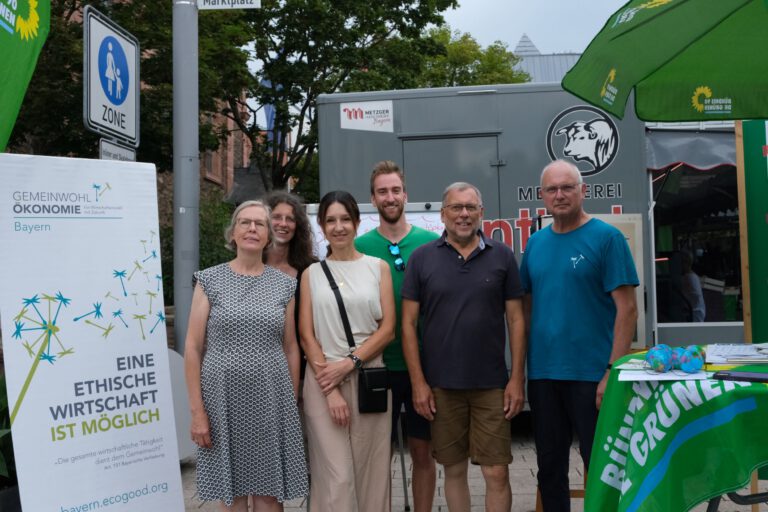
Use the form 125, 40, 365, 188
184, 200, 308, 511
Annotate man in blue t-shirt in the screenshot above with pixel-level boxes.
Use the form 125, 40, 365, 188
520, 160, 639, 512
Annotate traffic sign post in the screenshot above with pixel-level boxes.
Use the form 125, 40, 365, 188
83, 6, 140, 148
171, 0, 261, 352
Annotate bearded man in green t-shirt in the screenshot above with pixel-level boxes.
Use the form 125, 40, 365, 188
355, 161, 439, 512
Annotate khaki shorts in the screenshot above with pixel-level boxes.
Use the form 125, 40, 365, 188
431, 388, 512, 466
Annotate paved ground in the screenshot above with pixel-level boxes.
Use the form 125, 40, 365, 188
180, 435, 578, 512
180, 414, 767, 511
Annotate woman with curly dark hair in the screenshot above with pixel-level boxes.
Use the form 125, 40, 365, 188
263, 191, 318, 383
263, 191, 317, 278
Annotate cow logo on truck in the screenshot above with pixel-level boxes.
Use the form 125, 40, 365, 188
546, 105, 619, 177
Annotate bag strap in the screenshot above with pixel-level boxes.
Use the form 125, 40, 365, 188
320, 260, 356, 350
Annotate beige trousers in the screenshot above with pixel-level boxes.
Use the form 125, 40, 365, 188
303, 360, 391, 512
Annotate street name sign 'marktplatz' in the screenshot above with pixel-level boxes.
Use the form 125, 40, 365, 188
197, 0, 261, 10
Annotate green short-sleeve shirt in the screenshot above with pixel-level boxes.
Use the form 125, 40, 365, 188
355, 225, 439, 371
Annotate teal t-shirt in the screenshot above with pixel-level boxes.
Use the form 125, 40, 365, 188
520, 218, 639, 382
355, 225, 439, 371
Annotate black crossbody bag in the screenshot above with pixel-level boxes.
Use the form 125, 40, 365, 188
320, 260, 388, 414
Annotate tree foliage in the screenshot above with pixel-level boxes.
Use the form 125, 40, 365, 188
222, 0, 457, 191
417, 26, 529, 88
340, 34, 444, 92
227, 16, 528, 192
9, 0, 253, 171
341, 25, 530, 92
160, 184, 234, 305
9, 1, 526, 192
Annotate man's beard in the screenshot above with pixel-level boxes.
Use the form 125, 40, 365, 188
378, 202, 404, 224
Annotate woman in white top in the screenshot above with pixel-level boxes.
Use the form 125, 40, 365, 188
299, 190, 395, 511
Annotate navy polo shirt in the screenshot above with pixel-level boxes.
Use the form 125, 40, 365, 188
401, 231, 523, 389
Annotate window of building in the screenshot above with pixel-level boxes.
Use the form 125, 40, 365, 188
653, 164, 741, 323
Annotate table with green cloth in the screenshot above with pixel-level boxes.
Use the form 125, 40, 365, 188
585, 354, 768, 511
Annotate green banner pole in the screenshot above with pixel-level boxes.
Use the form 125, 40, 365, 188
741, 120, 768, 342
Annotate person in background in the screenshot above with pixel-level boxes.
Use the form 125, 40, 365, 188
263, 191, 316, 280
263, 191, 318, 377
520, 160, 638, 512
680, 250, 705, 322
355, 161, 439, 512
299, 190, 395, 511
402, 182, 526, 512
184, 200, 308, 511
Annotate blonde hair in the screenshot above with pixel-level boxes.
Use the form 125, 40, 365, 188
224, 200, 273, 251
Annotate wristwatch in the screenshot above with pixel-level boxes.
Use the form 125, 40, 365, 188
346, 353, 363, 369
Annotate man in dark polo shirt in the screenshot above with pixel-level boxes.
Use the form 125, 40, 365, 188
402, 181, 526, 512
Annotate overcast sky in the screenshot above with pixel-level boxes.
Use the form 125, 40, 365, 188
442, 0, 629, 54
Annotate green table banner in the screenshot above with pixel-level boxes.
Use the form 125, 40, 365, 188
742, 120, 768, 341
586, 354, 768, 511
0, 0, 50, 150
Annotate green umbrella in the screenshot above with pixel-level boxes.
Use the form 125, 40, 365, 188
562, 0, 768, 121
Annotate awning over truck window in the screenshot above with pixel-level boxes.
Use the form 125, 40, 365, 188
646, 130, 736, 170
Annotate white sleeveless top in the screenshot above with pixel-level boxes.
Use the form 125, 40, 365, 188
307, 255, 383, 361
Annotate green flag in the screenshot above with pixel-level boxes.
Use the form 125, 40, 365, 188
0, 0, 50, 150
586, 354, 768, 511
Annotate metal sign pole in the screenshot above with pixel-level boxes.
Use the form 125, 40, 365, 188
172, 0, 199, 354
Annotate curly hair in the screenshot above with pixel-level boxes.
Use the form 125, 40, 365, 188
262, 191, 317, 273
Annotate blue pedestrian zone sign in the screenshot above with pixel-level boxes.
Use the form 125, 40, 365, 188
98, 36, 129, 107
84, 6, 139, 147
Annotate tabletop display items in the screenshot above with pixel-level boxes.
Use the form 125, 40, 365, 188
646, 344, 705, 374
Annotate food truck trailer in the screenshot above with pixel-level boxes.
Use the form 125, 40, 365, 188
316, 82, 746, 348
